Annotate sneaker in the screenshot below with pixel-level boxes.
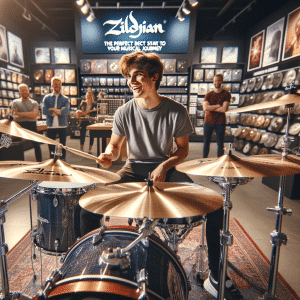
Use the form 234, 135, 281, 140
87, 150, 92, 154
204, 273, 242, 299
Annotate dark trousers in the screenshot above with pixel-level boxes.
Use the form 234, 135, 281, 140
80, 122, 94, 147
19, 121, 42, 162
80, 162, 224, 279
203, 122, 226, 158
47, 127, 67, 160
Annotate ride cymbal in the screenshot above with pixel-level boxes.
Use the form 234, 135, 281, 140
0, 119, 60, 145
79, 182, 224, 219
226, 94, 300, 114
0, 159, 120, 183
176, 153, 300, 178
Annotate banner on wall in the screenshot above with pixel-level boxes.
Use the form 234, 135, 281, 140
80, 9, 190, 54
247, 30, 265, 72
282, 6, 300, 61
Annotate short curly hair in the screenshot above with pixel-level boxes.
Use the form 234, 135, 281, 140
119, 51, 164, 90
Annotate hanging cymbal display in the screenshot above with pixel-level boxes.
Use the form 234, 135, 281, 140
254, 76, 264, 91
268, 117, 284, 132
282, 69, 296, 87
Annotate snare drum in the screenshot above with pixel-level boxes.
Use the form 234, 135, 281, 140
33, 182, 96, 254
35, 226, 189, 300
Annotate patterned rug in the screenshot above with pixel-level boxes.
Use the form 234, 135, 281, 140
5, 217, 299, 300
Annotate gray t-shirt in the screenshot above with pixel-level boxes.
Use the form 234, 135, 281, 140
113, 96, 193, 163
11, 98, 39, 122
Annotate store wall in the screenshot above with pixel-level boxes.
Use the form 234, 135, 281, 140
244, 0, 300, 79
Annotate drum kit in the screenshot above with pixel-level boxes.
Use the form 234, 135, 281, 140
0, 89, 300, 300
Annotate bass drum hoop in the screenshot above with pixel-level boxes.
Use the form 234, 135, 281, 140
59, 226, 189, 299
47, 275, 164, 300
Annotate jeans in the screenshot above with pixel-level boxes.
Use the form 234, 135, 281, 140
47, 127, 67, 160
19, 121, 42, 162
80, 122, 94, 147
203, 122, 226, 158
80, 162, 224, 279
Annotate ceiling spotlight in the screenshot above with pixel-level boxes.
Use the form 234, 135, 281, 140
81, 3, 89, 14
188, 0, 199, 6
182, 2, 191, 15
76, 0, 85, 6
176, 11, 185, 22
86, 12, 95, 22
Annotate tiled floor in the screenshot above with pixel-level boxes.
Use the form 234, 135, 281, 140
1, 137, 300, 297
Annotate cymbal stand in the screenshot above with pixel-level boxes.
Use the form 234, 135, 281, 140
208, 176, 253, 300
264, 103, 294, 300
0, 181, 39, 299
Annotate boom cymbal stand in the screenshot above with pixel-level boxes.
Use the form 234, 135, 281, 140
0, 181, 39, 300
263, 93, 297, 299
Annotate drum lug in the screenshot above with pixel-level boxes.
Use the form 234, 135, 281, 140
141, 238, 149, 248
93, 224, 107, 246
53, 196, 59, 208
137, 269, 149, 300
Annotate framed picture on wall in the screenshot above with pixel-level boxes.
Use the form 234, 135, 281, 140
247, 30, 265, 71
221, 47, 239, 63
201, 47, 217, 63
35, 47, 50, 64
263, 18, 284, 67
7, 31, 24, 68
0, 25, 8, 62
54, 47, 70, 64
282, 6, 300, 61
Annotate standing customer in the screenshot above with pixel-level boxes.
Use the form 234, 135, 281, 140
76, 90, 97, 153
11, 83, 42, 162
202, 74, 230, 158
42, 76, 70, 160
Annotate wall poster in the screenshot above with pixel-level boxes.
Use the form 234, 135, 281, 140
201, 47, 217, 63
35, 47, 50, 64
282, 6, 300, 61
263, 18, 285, 67
221, 46, 239, 63
7, 31, 24, 68
247, 30, 265, 71
0, 24, 8, 62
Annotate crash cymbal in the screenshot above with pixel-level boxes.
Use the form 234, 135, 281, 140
254, 93, 264, 104
233, 127, 243, 137
250, 145, 259, 155
262, 73, 274, 90
289, 123, 300, 135
242, 142, 252, 154
0, 158, 120, 183
79, 182, 224, 219
275, 136, 284, 150
233, 138, 244, 150
239, 127, 249, 139
268, 117, 284, 132
246, 78, 256, 93
282, 69, 296, 87
264, 133, 278, 148
261, 116, 273, 129
252, 130, 262, 143
273, 72, 283, 88
258, 147, 268, 155
254, 115, 265, 127
246, 128, 257, 141
176, 153, 300, 178
295, 69, 300, 85
240, 80, 248, 93
254, 76, 264, 91
252, 154, 300, 165
248, 94, 256, 105
0, 119, 60, 145
259, 132, 269, 144
226, 94, 300, 114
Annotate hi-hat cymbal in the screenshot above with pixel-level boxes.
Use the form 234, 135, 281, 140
0, 119, 59, 145
176, 153, 300, 178
79, 182, 224, 219
0, 159, 120, 183
226, 94, 300, 114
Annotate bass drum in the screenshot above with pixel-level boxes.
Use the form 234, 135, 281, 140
34, 182, 96, 254
37, 226, 189, 300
